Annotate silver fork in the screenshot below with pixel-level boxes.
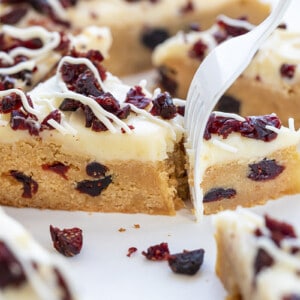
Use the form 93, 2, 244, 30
184, 0, 292, 220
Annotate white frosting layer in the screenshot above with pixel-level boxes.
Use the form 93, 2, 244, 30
0, 207, 78, 300
213, 208, 300, 300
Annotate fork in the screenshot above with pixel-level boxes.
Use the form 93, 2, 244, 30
184, 0, 292, 220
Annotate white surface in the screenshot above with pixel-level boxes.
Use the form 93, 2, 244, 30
3, 1, 300, 299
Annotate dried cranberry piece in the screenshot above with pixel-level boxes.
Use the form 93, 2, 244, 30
282, 294, 300, 300
217, 18, 250, 37
10, 170, 38, 198
203, 188, 236, 203
280, 63, 296, 79
42, 162, 70, 180
142, 242, 170, 261
86, 162, 108, 178
50, 225, 83, 257
168, 249, 205, 275
0, 75, 15, 91
59, 98, 82, 111
54, 268, 74, 300
127, 247, 138, 257
248, 158, 284, 181
141, 27, 170, 50
189, 39, 208, 60
150, 92, 177, 119
74, 70, 102, 97
0, 241, 26, 288
41, 109, 62, 129
125, 86, 152, 109
179, 0, 194, 14
157, 66, 178, 96
0, 92, 22, 113
216, 95, 241, 114
265, 215, 297, 246
177, 105, 185, 116
76, 176, 112, 196
254, 248, 274, 275
0, 7, 28, 24
10, 110, 40, 136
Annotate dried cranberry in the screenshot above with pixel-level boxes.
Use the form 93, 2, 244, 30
141, 27, 170, 50
150, 92, 177, 119
248, 159, 284, 181
265, 215, 297, 246
216, 95, 241, 114
180, 1, 194, 14
0, 93, 22, 113
189, 39, 208, 60
177, 105, 185, 116
142, 242, 170, 261
54, 268, 74, 300
76, 176, 112, 196
86, 161, 108, 178
0, 241, 26, 288
10, 170, 38, 198
203, 188, 236, 203
59, 98, 82, 111
10, 110, 40, 136
0, 7, 28, 24
74, 70, 102, 97
127, 247, 138, 257
157, 66, 178, 96
41, 109, 62, 130
0, 76, 15, 91
42, 162, 70, 180
254, 248, 274, 275
280, 63, 296, 79
125, 86, 152, 109
217, 19, 250, 37
168, 249, 205, 275
50, 225, 83, 257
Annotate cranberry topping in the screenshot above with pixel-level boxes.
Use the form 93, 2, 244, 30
0, 7, 28, 24
10, 170, 38, 198
280, 63, 296, 79
42, 162, 70, 180
203, 188, 236, 203
125, 86, 152, 109
141, 27, 170, 50
76, 176, 112, 197
265, 215, 297, 246
204, 113, 281, 142
86, 162, 108, 178
168, 249, 204, 275
248, 158, 284, 181
127, 247, 138, 257
254, 248, 274, 275
189, 39, 208, 60
150, 92, 177, 119
0, 241, 26, 288
142, 242, 170, 261
10, 110, 40, 136
50, 225, 83, 257
157, 66, 178, 96
217, 18, 250, 37
41, 109, 62, 130
54, 268, 74, 300
0, 92, 22, 113
0, 75, 15, 91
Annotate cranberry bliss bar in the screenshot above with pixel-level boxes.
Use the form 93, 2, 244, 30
214, 208, 300, 300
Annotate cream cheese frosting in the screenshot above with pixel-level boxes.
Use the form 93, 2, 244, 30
0, 207, 78, 300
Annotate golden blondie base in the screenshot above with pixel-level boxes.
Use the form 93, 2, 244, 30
202, 146, 300, 214
0, 139, 187, 215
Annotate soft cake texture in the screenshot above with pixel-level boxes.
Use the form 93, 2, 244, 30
0, 0, 270, 75
214, 208, 300, 300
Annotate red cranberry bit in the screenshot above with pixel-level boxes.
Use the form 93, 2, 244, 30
74, 70, 103, 97
127, 247, 138, 257
264, 215, 297, 246
179, 1, 194, 14
0, 241, 26, 288
54, 268, 74, 300
282, 295, 300, 300
0, 93, 22, 113
0, 75, 16, 91
141, 27, 170, 50
50, 225, 83, 257
0, 7, 28, 24
142, 242, 170, 261
10, 170, 38, 198
280, 63, 296, 79
42, 162, 70, 180
204, 113, 281, 142
217, 19, 250, 37
10, 110, 40, 136
150, 92, 177, 119
168, 249, 205, 275
248, 158, 284, 181
86, 161, 108, 178
76, 176, 112, 197
254, 248, 274, 275
157, 66, 178, 96
125, 86, 152, 109
121, 124, 135, 133
216, 95, 241, 114
203, 188, 236, 203
177, 105, 185, 117
41, 109, 62, 130
189, 39, 208, 60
